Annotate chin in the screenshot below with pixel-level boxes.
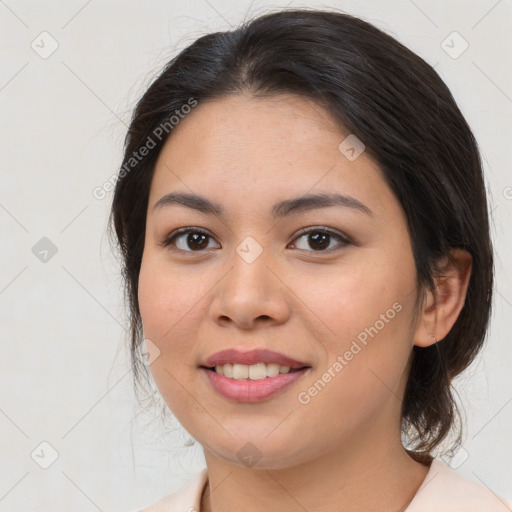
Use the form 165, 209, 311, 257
202, 435, 313, 470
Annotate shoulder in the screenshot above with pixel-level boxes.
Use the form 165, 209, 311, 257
137, 467, 208, 512
406, 458, 512, 511
133, 460, 511, 511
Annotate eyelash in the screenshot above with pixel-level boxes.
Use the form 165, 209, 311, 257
161, 226, 351, 253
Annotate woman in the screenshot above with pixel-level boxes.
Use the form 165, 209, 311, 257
109, 8, 511, 511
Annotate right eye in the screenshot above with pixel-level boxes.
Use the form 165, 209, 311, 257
161, 227, 221, 252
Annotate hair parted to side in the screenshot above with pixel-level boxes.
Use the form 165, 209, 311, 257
108, 8, 494, 463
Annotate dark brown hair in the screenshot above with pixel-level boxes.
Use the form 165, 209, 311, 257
109, 8, 494, 463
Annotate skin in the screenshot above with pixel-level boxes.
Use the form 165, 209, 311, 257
138, 93, 472, 512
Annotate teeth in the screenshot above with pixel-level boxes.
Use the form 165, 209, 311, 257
233, 363, 248, 379
213, 363, 296, 380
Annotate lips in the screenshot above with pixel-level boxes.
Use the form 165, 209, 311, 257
202, 366, 310, 402
200, 348, 310, 370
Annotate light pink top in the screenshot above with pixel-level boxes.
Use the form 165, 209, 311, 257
139, 458, 512, 511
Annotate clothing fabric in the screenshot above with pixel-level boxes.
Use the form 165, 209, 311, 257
138, 458, 512, 511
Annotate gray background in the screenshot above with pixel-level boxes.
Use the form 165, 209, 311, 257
1, 0, 511, 510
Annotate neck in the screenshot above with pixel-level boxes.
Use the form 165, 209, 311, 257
200, 424, 430, 512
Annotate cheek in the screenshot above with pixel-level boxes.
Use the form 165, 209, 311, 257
138, 253, 208, 340
303, 250, 415, 343
137, 256, 200, 393
297, 249, 417, 411
295, 301, 415, 446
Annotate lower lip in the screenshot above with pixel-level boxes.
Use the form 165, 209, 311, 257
201, 367, 310, 403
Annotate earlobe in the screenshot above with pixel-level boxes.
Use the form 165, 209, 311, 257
413, 248, 472, 348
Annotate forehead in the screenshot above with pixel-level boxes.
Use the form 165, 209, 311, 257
159, 93, 342, 157
148, 93, 396, 220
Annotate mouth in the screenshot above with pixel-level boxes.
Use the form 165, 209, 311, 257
200, 348, 310, 373
199, 348, 312, 402
200, 362, 310, 380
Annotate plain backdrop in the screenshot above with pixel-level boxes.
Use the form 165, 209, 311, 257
1, 0, 511, 510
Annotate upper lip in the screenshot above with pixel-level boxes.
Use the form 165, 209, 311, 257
201, 349, 310, 369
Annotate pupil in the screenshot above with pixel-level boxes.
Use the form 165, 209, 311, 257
309, 232, 329, 250
188, 233, 208, 250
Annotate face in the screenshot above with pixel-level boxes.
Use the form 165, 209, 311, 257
138, 93, 421, 470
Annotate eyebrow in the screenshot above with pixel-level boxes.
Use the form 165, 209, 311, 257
153, 191, 372, 217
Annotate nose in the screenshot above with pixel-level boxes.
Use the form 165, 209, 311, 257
209, 245, 291, 330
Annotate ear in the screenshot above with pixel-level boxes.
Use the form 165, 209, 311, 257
413, 248, 472, 348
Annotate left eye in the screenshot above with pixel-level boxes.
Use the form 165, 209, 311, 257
289, 227, 350, 252
162, 227, 350, 253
